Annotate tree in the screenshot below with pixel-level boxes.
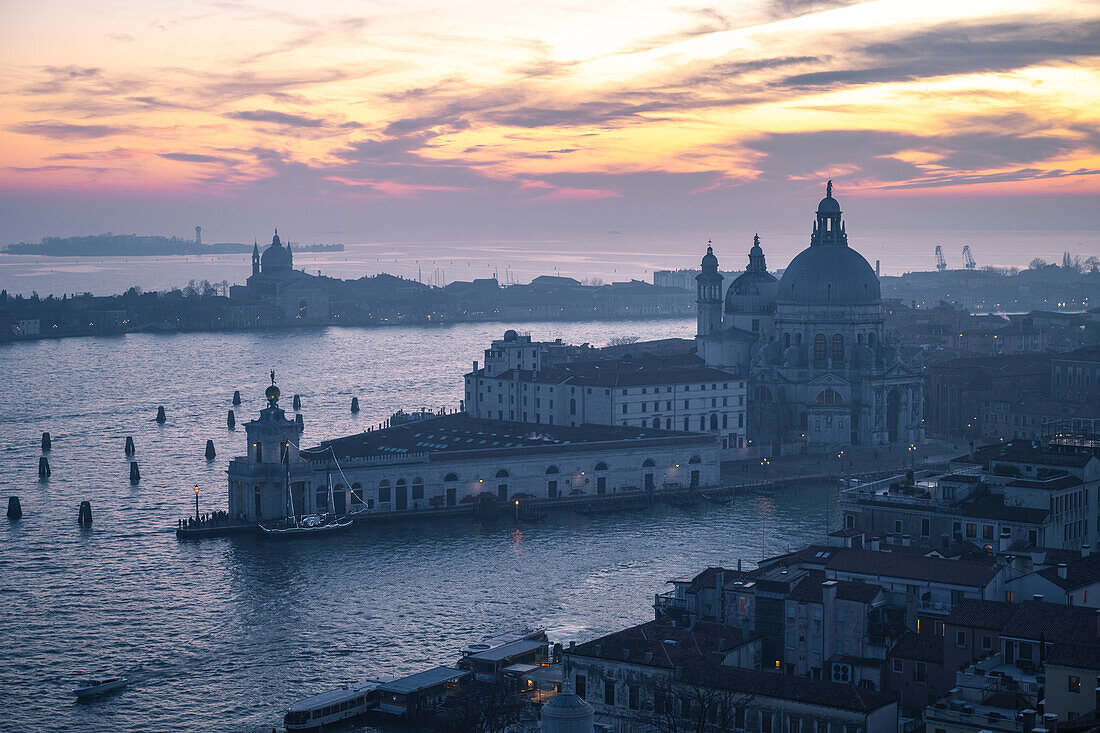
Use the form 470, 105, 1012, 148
1029, 258, 1047, 270
646, 678, 755, 733
607, 335, 641, 347
1085, 256, 1099, 274
431, 682, 528, 733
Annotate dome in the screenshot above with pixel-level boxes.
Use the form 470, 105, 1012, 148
700, 245, 718, 273
265, 384, 281, 405
725, 234, 778, 315
777, 245, 880, 306
541, 693, 594, 732
817, 179, 841, 213
260, 230, 293, 273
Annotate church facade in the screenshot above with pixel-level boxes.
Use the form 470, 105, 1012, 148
229, 230, 331, 324
697, 183, 924, 452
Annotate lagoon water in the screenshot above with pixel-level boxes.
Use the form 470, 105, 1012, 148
0, 318, 838, 732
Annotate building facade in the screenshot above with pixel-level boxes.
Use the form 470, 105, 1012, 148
697, 183, 924, 453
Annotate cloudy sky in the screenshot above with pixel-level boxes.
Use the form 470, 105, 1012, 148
2, 0, 1098, 270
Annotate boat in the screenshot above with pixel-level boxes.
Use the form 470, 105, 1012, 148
702, 492, 732, 505
259, 458, 353, 538
283, 678, 392, 731
72, 676, 127, 699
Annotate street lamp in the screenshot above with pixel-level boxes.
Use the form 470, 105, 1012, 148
908, 443, 916, 471
194, 485, 200, 522
760, 457, 770, 487
514, 499, 520, 521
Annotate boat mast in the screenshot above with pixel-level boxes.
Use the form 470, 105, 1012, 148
326, 465, 336, 517
284, 444, 296, 526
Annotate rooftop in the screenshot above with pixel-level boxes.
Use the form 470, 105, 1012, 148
568, 620, 747, 670
680, 663, 896, 713
891, 631, 944, 664
467, 639, 545, 663
303, 413, 709, 462
379, 666, 470, 694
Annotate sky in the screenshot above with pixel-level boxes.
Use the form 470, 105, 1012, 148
1, 0, 1099, 272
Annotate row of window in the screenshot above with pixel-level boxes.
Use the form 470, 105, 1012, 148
620, 414, 743, 431
578, 673, 861, 733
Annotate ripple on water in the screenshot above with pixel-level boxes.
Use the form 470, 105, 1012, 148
0, 320, 838, 732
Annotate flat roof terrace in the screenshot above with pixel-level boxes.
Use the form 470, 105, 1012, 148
303, 414, 713, 463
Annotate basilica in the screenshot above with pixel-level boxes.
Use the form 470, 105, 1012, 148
696, 182, 924, 451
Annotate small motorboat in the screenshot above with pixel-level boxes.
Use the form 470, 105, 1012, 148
702, 492, 732, 505
73, 677, 128, 699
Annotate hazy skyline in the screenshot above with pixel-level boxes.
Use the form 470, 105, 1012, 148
2, 0, 1099, 266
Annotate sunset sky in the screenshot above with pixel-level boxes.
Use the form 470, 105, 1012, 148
2, 0, 1098, 268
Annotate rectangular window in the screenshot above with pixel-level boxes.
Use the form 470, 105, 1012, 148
1005, 591, 1014, 603
575, 675, 586, 700
981, 635, 992, 651
762, 712, 773, 733
736, 707, 746, 730
894, 520, 903, 533
955, 630, 966, 648
681, 697, 691, 719
966, 523, 977, 538
892, 659, 903, 673
983, 525, 994, 540
922, 518, 930, 537
1069, 675, 1081, 693
604, 680, 615, 706
914, 662, 927, 683
628, 685, 639, 710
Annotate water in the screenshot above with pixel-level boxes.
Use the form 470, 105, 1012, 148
0, 319, 837, 732
1, 227, 1095, 297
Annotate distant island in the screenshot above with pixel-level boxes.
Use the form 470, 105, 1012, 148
3, 233, 343, 256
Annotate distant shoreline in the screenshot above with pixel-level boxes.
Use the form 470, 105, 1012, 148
2, 235, 343, 257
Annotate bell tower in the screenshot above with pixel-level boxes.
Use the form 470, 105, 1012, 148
251, 241, 260, 277
695, 241, 724, 338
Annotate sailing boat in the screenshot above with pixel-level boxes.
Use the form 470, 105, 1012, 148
258, 449, 352, 538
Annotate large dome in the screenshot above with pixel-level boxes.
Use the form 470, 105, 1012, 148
260, 231, 293, 273
777, 181, 880, 306
777, 241, 880, 305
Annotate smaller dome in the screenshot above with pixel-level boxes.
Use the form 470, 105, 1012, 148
503, 329, 519, 341
700, 245, 718, 273
817, 179, 841, 214
265, 384, 281, 405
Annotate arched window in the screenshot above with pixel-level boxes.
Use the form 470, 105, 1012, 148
683, 417, 690, 432
444, 473, 458, 482
814, 334, 827, 363
378, 479, 391, 503
642, 458, 656, 468
665, 418, 672, 430
784, 332, 791, 348
699, 415, 706, 430
815, 389, 844, 405
495, 469, 510, 478
351, 482, 363, 505
857, 333, 864, 346
689, 455, 702, 464
546, 465, 559, 475
569, 398, 576, 415
595, 462, 609, 471
832, 334, 844, 362
652, 417, 661, 428
710, 413, 718, 430
411, 477, 424, 500
868, 332, 875, 348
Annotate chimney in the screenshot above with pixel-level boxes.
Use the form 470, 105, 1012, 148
1022, 709, 1037, 733
716, 569, 725, 594
738, 558, 742, 573
871, 537, 881, 551
902, 534, 911, 547
1032, 594, 1044, 603
822, 580, 838, 608
1058, 563, 1068, 580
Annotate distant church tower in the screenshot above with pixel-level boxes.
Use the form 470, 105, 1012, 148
696, 243, 724, 337
251, 241, 260, 277
195, 226, 202, 246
